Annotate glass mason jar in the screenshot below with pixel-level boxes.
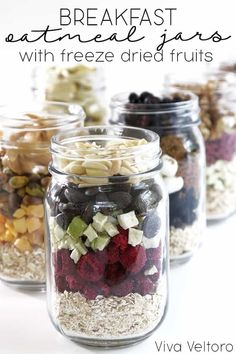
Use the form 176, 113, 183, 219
170, 71, 236, 221
45, 126, 168, 346
110, 91, 206, 264
0, 101, 85, 290
32, 65, 106, 126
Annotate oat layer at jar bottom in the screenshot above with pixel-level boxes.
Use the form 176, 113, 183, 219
205, 132, 236, 220
46, 177, 168, 343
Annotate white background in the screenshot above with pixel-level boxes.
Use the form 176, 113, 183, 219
0, 1, 236, 353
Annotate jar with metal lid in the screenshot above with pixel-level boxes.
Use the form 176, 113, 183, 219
0, 102, 85, 289
110, 90, 206, 263
45, 126, 168, 346
32, 65, 106, 126
171, 70, 236, 221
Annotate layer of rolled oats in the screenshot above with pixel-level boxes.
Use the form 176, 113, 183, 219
0, 243, 45, 282
54, 282, 166, 338
206, 156, 236, 220
170, 221, 202, 258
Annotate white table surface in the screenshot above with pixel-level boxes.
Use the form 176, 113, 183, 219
0, 215, 236, 354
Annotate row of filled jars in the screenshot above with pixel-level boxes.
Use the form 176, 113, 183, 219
0, 63, 234, 346
0, 94, 204, 346
32, 64, 236, 222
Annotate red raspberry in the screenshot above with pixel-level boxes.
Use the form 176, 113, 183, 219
150, 273, 160, 283
105, 263, 126, 285
111, 279, 133, 297
135, 275, 154, 296
54, 249, 76, 276
120, 245, 147, 274
77, 252, 104, 282
107, 243, 120, 264
66, 275, 84, 292
55, 274, 68, 293
96, 249, 108, 264
96, 281, 110, 297
82, 285, 98, 300
146, 244, 162, 261
112, 227, 128, 251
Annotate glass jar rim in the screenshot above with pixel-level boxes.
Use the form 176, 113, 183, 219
50, 125, 162, 175
110, 89, 199, 115
0, 101, 85, 132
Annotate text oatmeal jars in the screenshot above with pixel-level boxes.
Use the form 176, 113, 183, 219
0, 102, 85, 289
32, 65, 106, 126
110, 91, 206, 263
172, 71, 236, 220
45, 126, 168, 346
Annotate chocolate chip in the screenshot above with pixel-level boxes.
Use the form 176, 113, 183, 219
95, 193, 109, 204
55, 213, 73, 230
82, 202, 95, 224
129, 92, 139, 103
109, 191, 132, 209
65, 183, 90, 204
142, 212, 161, 238
85, 187, 99, 197
133, 189, 159, 214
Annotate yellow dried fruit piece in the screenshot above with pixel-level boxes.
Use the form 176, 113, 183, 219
27, 205, 44, 218
13, 208, 26, 219
0, 223, 5, 234
0, 215, 6, 223
27, 226, 44, 247
13, 218, 27, 234
14, 236, 32, 252
27, 217, 41, 233
5, 223, 17, 237
4, 230, 15, 242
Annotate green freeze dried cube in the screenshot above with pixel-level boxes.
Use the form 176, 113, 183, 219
67, 216, 88, 240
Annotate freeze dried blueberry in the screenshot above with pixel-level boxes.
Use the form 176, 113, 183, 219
65, 183, 90, 204
142, 212, 161, 238
140, 91, 153, 103
129, 92, 139, 103
56, 213, 73, 230
109, 191, 132, 209
169, 188, 198, 227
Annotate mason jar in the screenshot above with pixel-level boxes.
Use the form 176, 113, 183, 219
170, 70, 236, 221
0, 101, 85, 290
45, 126, 168, 346
32, 65, 106, 126
110, 90, 206, 264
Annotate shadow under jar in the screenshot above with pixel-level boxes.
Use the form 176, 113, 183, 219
45, 126, 169, 347
0, 102, 85, 290
110, 91, 206, 264
172, 70, 236, 221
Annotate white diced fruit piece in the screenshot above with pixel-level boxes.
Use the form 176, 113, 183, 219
144, 265, 158, 276
92, 212, 108, 232
75, 239, 88, 255
161, 154, 178, 177
142, 236, 160, 249
104, 222, 119, 237
117, 211, 139, 230
70, 249, 81, 264
128, 228, 143, 246
83, 224, 98, 241
53, 224, 66, 241
108, 216, 118, 224
164, 176, 184, 194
